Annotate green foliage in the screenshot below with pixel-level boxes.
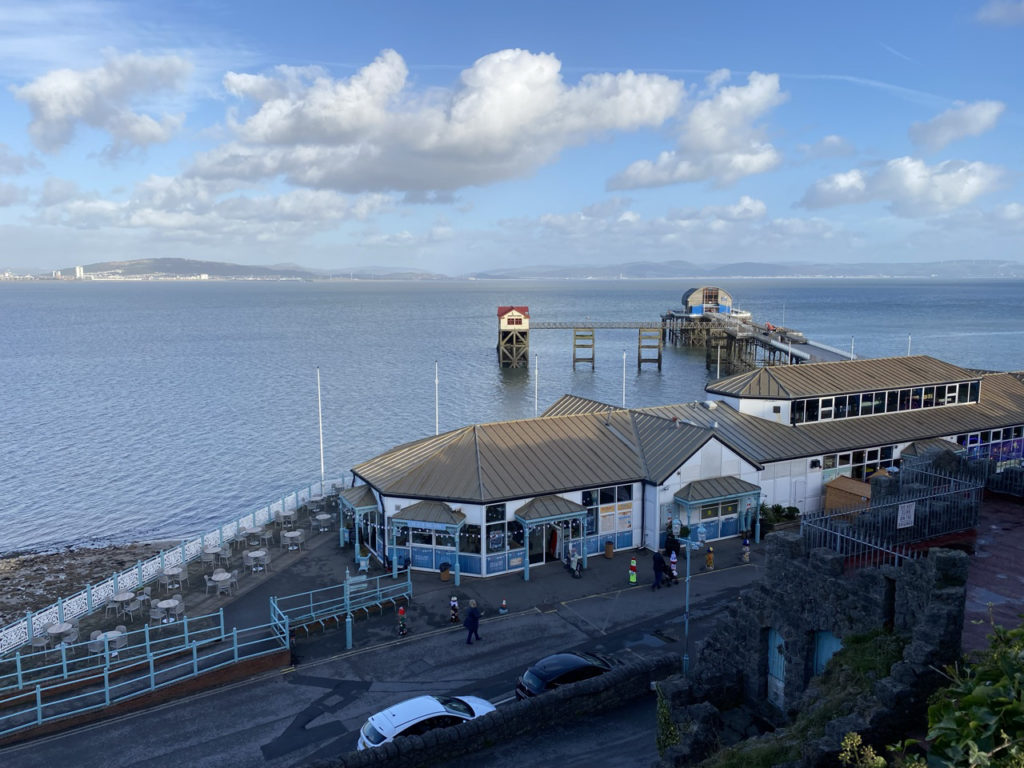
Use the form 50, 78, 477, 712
840, 732, 887, 768
918, 620, 1024, 767
783, 505, 800, 520
656, 687, 680, 756
705, 738, 796, 768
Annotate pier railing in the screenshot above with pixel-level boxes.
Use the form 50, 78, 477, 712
0, 477, 345, 657
0, 609, 286, 740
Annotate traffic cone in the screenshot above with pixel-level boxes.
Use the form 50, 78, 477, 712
498, 598, 508, 615
629, 558, 637, 584
398, 605, 408, 637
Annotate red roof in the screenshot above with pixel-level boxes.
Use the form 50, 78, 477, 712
497, 306, 530, 318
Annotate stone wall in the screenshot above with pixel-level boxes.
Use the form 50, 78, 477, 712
656, 531, 968, 767
309, 653, 681, 768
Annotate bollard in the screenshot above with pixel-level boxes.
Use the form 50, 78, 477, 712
345, 614, 353, 650
628, 558, 637, 585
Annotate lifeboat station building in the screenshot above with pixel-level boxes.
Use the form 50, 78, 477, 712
344, 355, 1024, 579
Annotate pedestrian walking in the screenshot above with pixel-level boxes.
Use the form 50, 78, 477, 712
652, 550, 665, 590
449, 595, 460, 624
463, 599, 481, 644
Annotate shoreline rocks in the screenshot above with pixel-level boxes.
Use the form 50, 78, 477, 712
0, 541, 179, 627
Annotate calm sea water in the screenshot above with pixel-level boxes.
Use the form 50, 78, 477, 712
2, 278, 1023, 554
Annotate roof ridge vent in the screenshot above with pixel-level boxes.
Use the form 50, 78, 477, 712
704, 400, 718, 409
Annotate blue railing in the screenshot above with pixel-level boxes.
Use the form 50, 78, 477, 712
0, 477, 345, 657
0, 613, 286, 739
270, 570, 412, 649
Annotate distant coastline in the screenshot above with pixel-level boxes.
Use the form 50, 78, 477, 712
3, 255, 1024, 282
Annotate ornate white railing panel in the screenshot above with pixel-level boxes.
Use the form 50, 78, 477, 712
0, 477, 343, 656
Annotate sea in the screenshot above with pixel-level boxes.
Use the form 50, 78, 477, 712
2, 277, 1023, 555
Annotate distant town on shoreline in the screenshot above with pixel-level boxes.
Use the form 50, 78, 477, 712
2, 256, 1024, 282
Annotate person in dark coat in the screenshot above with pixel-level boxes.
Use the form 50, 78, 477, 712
652, 551, 665, 590
463, 599, 481, 644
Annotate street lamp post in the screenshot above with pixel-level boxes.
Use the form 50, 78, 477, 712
684, 541, 692, 676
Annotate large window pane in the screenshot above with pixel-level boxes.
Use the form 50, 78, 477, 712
700, 503, 719, 520
805, 399, 820, 422
508, 521, 525, 548
459, 524, 481, 554
486, 523, 505, 553
886, 391, 898, 412
485, 504, 506, 523
582, 490, 595, 507
600, 487, 616, 505
792, 400, 805, 424
617, 485, 633, 502
412, 527, 432, 545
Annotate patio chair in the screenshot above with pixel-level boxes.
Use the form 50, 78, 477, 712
149, 605, 166, 625
88, 631, 104, 654
201, 551, 217, 571
170, 600, 185, 621
217, 577, 231, 597
112, 630, 129, 654
105, 600, 120, 618
203, 574, 217, 596
229, 570, 240, 593
31, 633, 50, 653
61, 628, 79, 655
263, 550, 273, 572
123, 599, 141, 622
158, 573, 171, 594
137, 586, 152, 608
242, 551, 253, 572
260, 530, 275, 547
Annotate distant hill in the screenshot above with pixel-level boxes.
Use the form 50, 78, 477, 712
60, 258, 447, 281
44, 256, 1024, 281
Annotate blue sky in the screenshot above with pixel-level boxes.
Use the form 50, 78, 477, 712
0, 0, 1021, 274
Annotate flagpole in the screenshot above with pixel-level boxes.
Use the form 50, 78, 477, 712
435, 361, 439, 436
316, 367, 325, 486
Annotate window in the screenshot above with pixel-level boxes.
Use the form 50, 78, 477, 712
910, 387, 923, 409
847, 395, 859, 418
820, 397, 834, 420
485, 503, 522, 552
805, 399, 820, 422
898, 389, 911, 411
585, 484, 634, 535
394, 525, 409, 546
459, 524, 481, 555
969, 381, 980, 403
887, 391, 899, 412
923, 387, 935, 408
791, 400, 805, 425
701, 503, 720, 520
412, 527, 433, 546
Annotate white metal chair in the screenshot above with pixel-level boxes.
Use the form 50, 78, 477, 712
217, 577, 232, 597
123, 599, 141, 622
229, 570, 240, 593
203, 574, 217, 596
149, 605, 166, 625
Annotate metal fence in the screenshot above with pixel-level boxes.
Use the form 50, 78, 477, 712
801, 457, 985, 569
270, 569, 413, 649
0, 609, 287, 739
1, 477, 345, 657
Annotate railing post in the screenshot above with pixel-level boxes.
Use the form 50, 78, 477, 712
26, 609, 33, 641
87, 583, 93, 613
219, 608, 225, 641
35, 684, 42, 725
183, 615, 190, 646
180, 541, 187, 564
233, 628, 239, 663
144, 623, 151, 658
16, 651, 23, 690
61, 643, 68, 680
192, 641, 199, 676
345, 614, 353, 650
149, 653, 156, 689
103, 667, 110, 705
58, 597, 64, 623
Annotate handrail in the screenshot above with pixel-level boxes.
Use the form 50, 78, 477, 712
272, 570, 413, 626
0, 619, 287, 739
1, 477, 346, 657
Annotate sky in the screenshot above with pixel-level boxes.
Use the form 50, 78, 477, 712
0, 1, 1021, 275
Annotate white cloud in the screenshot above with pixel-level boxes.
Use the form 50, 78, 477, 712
0, 182, 29, 206
608, 71, 787, 189
39, 177, 82, 206
977, 0, 1024, 24
672, 195, 768, 221
34, 174, 393, 241
0, 142, 40, 175
11, 50, 192, 155
800, 156, 1003, 216
798, 134, 855, 158
909, 100, 1005, 151
197, 48, 684, 193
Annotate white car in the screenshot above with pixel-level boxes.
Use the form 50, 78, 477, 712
357, 694, 496, 750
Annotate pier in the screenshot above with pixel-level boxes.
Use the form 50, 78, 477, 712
498, 286, 854, 375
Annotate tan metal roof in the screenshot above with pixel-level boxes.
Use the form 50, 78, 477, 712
706, 355, 977, 399
338, 484, 378, 509
542, 394, 619, 417
351, 371, 1024, 503
393, 501, 465, 528
900, 437, 963, 457
515, 495, 587, 522
353, 410, 646, 503
674, 476, 760, 503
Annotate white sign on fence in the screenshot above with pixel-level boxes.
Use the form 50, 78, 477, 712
897, 501, 916, 529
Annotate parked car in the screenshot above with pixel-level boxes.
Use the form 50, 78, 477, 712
357, 694, 496, 750
515, 651, 616, 699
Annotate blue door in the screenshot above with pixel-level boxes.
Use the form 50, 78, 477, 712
813, 631, 843, 676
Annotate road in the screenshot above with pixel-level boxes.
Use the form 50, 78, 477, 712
1, 563, 758, 768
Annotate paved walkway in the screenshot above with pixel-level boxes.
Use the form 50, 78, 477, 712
961, 493, 1024, 655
